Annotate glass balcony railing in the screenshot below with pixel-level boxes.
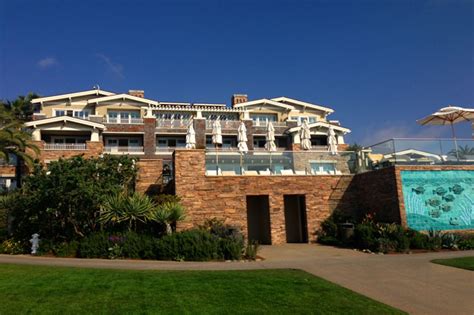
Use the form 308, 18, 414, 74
204, 150, 360, 176
368, 138, 474, 168
156, 119, 191, 129
104, 146, 144, 153
44, 143, 87, 150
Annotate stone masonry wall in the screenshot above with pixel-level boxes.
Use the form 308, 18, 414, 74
174, 149, 357, 244
136, 159, 163, 194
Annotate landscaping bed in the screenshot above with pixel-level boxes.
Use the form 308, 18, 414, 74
0, 264, 405, 314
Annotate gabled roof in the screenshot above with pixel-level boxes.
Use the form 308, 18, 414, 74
233, 99, 295, 110
31, 89, 115, 104
87, 94, 159, 106
287, 122, 351, 134
271, 97, 334, 114
25, 116, 106, 130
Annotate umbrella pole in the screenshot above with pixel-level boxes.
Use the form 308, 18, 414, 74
215, 144, 219, 174
450, 122, 460, 161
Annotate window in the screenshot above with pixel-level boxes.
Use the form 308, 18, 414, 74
107, 111, 141, 123
156, 136, 186, 148
54, 109, 65, 116
74, 111, 90, 119
290, 116, 317, 125
54, 109, 90, 118
250, 114, 277, 122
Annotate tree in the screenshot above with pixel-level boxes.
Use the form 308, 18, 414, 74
151, 200, 186, 235
1, 93, 39, 122
0, 106, 39, 167
7, 155, 138, 242
449, 145, 474, 160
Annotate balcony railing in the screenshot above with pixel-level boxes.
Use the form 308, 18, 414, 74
104, 146, 144, 153
368, 138, 474, 168
105, 117, 143, 124
205, 120, 241, 129
252, 120, 287, 127
204, 150, 359, 176
156, 119, 191, 129
44, 143, 87, 150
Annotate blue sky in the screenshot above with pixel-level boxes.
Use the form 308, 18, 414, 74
0, 0, 472, 145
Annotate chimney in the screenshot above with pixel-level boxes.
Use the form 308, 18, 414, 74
231, 94, 248, 106
129, 90, 145, 98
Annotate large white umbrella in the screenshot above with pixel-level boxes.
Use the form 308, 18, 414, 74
417, 105, 474, 160
265, 121, 277, 152
212, 120, 223, 146
185, 119, 196, 149
212, 120, 222, 173
300, 119, 312, 150
237, 121, 248, 153
328, 126, 338, 155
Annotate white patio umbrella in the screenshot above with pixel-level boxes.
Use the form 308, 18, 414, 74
185, 119, 196, 149
237, 121, 248, 153
265, 121, 277, 152
300, 119, 312, 150
417, 105, 474, 160
212, 120, 223, 173
328, 126, 338, 155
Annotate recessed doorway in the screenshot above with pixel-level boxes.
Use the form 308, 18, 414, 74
284, 195, 308, 243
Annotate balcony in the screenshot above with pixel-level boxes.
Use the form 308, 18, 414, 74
156, 119, 191, 129
204, 150, 358, 176
44, 143, 87, 150
104, 146, 144, 154
368, 138, 474, 168
252, 120, 287, 128
104, 117, 143, 124
205, 120, 241, 130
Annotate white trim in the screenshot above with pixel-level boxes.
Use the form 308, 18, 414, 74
383, 149, 442, 160
233, 99, 295, 110
287, 121, 351, 134
103, 131, 145, 134
271, 97, 334, 114
24, 116, 106, 130
88, 94, 159, 106
31, 89, 115, 104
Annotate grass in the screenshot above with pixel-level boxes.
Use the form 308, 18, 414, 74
0, 264, 405, 315
431, 256, 474, 271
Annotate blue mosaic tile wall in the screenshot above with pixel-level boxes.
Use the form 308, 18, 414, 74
400, 170, 474, 231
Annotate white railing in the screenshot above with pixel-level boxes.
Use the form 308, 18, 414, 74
205, 120, 241, 129
253, 120, 287, 127
104, 146, 144, 153
156, 119, 191, 129
44, 143, 87, 150
105, 117, 143, 124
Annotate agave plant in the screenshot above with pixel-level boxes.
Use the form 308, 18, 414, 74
150, 201, 185, 235
99, 193, 156, 231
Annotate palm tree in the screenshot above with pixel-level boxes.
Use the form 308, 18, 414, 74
1, 93, 39, 122
0, 107, 39, 189
150, 201, 186, 235
448, 145, 474, 160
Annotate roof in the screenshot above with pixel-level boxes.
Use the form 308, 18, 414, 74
25, 116, 106, 130
87, 94, 159, 106
271, 97, 334, 114
383, 149, 442, 160
287, 121, 351, 134
31, 89, 115, 104
233, 99, 295, 111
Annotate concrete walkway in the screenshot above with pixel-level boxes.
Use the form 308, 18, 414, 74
1, 245, 473, 315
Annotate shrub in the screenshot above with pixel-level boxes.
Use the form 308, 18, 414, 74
0, 239, 26, 254
458, 235, 474, 250
441, 233, 462, 249
354, 223, 378, 251
77, 232, 110, 258
199, 218, 244, 260
406, 229, 429, 249
53, 241, 79, 257
244, 241, 259, 260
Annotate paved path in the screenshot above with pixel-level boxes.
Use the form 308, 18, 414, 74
1, 245, 473, 315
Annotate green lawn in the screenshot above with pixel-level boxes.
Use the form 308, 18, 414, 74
431, 256, 474, 271
0, 264, 404, 314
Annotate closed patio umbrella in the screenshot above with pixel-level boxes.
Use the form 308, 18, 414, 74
265, 121, 277, 152
185, 119, 196, 149
212, 120, 222, 173
237, 121, 248, 153
417, 105, 474, 160
300, 119, 312, 150
328, 126, 338, 155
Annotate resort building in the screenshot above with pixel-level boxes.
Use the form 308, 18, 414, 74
22, 88, 350, 165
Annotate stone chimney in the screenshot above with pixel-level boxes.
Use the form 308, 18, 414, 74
129, 90, 145, 98
231, 94, 248, 106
